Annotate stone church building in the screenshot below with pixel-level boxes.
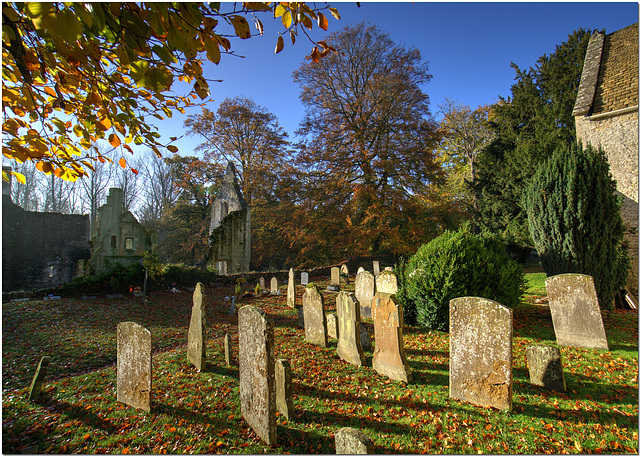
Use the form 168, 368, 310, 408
572, 22, 638, 303
207, 162, 251, 274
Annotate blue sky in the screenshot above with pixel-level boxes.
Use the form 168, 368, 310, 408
154, 2, 638, 158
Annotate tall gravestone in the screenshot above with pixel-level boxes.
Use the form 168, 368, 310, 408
355, 271, 376, 319
117, 321, 152, 411
449, 297, 513, 411
303, 284, 328, 347
187, 282, 206, 371
371, 293, 411, 382
224, 333, 232, 367
28, 356, 51, 401
238, 305, 276, 445
287, 268, 296, 308
270, 277, 279, 294
336, 292, 366, 366
275, 359, 294, 420
545, 274, 609, 350
372, 261, 380, 276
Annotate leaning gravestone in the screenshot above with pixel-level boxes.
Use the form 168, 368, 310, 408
327, 312, 339, 339
335, 427, 374, 454
355, 271, 376, 319
301, 272, 309, 286
287, 268, 296, 308
545, 274, 609, 350
275, 359, 294, 420
526, 345, 566, 392
270, 277, 279, 294
372, 261, 380, 276
117, 321, 152, 411
336, 292, 366, 366
449, 297, 513, 411
371, 293, 411, 382
303, 284, 328, 348
28, 356, 51, 401
187, 283, 206, 372
238, 305, 277, 445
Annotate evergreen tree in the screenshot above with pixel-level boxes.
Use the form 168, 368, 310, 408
523, 142, 630, 312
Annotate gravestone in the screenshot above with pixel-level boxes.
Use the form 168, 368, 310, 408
270, 277, 279, 294
357, 266, 365, 274
341, 264, 350, 284
375, 270, 397, 296
526, 345, 566, 392
287, 268, 296, 308
371, 293, 411, 382
360, 322, 372, 352
238, 305, 276, 445
372, 261, 380, 276
384, 266, 393, 272
275, 359, 294, 420
336, 292, 366, 366
335, 427, 373, 454
355, 271, 376, 319
327, 312, 339, 339
302, 284, 328, 347
545, 274, 609, 350
301, 272, 309, 286
297, 306, 305, 327
224, 333, 232, 366
117, 321, 152, 411
187, 283, 206, 372
28, 356, 51, 401
327, 267, 340, 291
259, 277, 266, 293
449, 297, 513, 411
229, 296, 236, 316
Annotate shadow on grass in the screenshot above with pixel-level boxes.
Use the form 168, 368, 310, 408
205, 362, 238, 379
40, 395, 117, 433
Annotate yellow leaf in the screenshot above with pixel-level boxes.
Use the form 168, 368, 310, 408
274, 4, 286, 17
98, 117, 112, 131
230, 15, 251, 39
12, 171, 26, 185
282, 11, 292, 29
109, 133, 121, 147
119, 158, 126, 169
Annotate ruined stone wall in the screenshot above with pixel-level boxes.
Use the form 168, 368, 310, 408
575, 110, 639, 298
207, 207, 251, 274
2, 196, 91, 292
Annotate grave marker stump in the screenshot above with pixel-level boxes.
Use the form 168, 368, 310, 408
526, 345, 566, 392
28, 356, 51, 402
275, 359, 294, 420
335, 427, 373, 454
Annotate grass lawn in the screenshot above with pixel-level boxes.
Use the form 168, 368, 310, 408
2, 273, 638, 454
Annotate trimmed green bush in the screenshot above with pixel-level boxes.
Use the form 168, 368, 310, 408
399, 226, 525, 331
522, 141, 630, 312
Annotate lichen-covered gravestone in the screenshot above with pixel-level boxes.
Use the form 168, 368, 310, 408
301, 272, 309, 285
238, 305, 276, 445
303, 284, 328, 348
275, 359, 294, 420
117, 321, 152, 411
449, 297, 513, 411
28, 356, 51, 401
327, 312, 339, 339
335, 427, 373, 454
372, 293, 411, 382
545, 273, 609, 350
270, 277, 279, 294
336, 292, 366, 366
375, 270, 397, 296
287, 268, 296, 308
355, 270, 376, 319
187, 282, 206, 371
526, 345, 566, 392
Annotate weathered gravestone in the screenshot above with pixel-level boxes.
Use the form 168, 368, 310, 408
224, 333, 232, 367
187, 282, 206, 371
335, 427, 374, 454
336, 292, 366, 366
28, 356, 51, 401
545, 274, 609, 350
303, 284, 328, 348
341, 264, 350, 284
238, 305, 276, 445
328, 267, 340, 291
270, 277, 279, 294
526, 345, 566, 392
229, 296, 236, 316
259, 277, 266, 293
297, 306, 305, 328
301, 272, 309, 286
449, 297, 513, 411
355, 271, 376, 319
327, 312, 339, 339
375, 270, 397, 296
372, 294, 411, 382
275, 359, 294, 420
117, 321, 152, 411
287, 268, 296, 308
360, 322, 372, 352
372, 261, 380, 276
357, 266, 365, 274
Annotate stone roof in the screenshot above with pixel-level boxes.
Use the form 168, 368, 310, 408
573, 23, 638, 117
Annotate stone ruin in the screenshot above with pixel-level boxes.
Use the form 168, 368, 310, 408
207, 162, 251, 274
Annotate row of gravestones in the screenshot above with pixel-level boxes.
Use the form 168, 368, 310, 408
27, 271, 609, 454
